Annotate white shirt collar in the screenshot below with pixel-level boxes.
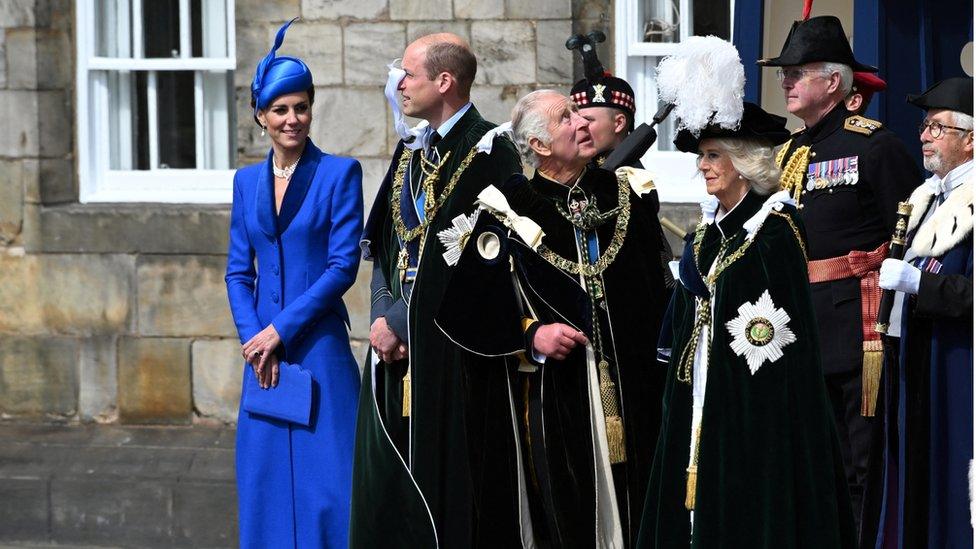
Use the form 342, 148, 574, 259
427, 102, 473, 146
926, 158, 973, 197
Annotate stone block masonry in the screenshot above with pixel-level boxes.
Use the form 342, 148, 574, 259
0, 0, 683, 428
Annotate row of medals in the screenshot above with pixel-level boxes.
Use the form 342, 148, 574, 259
806, 156, 858, 191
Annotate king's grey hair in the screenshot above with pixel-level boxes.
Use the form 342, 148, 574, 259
950, 111, 975, 130
511, 90, 560, 168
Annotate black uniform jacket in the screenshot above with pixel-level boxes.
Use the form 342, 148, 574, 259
778, 102, 920, 373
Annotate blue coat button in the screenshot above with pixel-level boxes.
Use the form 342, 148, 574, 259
271, 291, 279, 303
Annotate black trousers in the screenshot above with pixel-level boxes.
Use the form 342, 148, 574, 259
825, 368, 880, 536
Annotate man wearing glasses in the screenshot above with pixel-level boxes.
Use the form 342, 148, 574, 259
877, 76, 973, 549
758, 15, 920, 541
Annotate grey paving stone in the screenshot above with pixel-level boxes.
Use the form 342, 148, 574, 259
173, 481, 238, 547
50, 479, 172, 547
0, 478, 49, 541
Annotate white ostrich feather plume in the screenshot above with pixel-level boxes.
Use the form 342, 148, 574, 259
656, 36, 745, 134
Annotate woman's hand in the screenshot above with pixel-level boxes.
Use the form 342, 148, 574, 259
253, 353, 280, 389
242, 325, 282, 386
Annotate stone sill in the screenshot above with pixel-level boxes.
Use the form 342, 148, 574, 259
26, 202, 231, 254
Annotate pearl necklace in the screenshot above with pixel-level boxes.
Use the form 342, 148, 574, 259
272, 154, 300, 181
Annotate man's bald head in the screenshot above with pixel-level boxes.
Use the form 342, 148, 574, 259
405, 33, 477, 99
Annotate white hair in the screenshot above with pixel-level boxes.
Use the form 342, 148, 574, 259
712, 138, 782, 195
820, 62, 854, 96
951, 111, 975, 130
511, 90, 559, 168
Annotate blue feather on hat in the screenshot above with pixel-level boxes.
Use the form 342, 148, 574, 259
251, 18, 313, 113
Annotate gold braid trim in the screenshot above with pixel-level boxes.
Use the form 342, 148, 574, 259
535, 171, 632, 277
769, 210, 808, 261
390, 145, 479, 245
777, 142, 811, 204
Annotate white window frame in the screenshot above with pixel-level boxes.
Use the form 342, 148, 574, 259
615, 0, 735, 203
76, 0, 237, 204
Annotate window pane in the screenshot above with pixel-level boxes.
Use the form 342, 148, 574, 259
156, 71, 197, 169
199, 71, 235, 169
195, 0, 229, 57
693, 0, 730, 40
95, 0, 132, 57
642, 0, 680, 43
100, 70, 148, 169
143, 0, 180, 58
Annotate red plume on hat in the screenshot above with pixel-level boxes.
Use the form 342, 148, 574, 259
802, 0, 813, 21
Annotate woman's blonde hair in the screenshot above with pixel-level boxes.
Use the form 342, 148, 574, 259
711, 138, 782, 195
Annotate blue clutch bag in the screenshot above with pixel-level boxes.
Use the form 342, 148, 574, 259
242, 361, 313, 426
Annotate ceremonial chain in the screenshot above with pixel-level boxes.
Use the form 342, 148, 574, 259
535, 171, 632, 277
389, 145, 479, 245
776, 140, 811, 203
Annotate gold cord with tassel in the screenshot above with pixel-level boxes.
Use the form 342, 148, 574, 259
402, 366, 411, 417
599, 359, 627, 464
860, 340, 883, 416
686, 424, 702, 510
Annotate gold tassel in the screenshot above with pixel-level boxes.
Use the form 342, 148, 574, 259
861, 340, 883, 417
606, 415, 626, 464
686, 424, 702, 510
685, 464, 698, 510
402, 367, 411, 417
598, 359, 627, 464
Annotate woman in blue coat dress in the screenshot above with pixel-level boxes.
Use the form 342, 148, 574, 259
225, 19, 364, 548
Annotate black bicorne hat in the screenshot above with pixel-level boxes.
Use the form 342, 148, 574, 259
673, 102, 791, 153
907, 77, 974, 116
757, 16, 877, 73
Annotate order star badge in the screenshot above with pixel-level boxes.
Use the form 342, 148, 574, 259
725, 290, 796, 374
437, 210, 480, 266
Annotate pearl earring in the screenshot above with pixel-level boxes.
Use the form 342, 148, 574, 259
261, 126, 266, 137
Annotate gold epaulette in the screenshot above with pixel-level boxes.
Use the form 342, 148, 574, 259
844, 115, 882, 136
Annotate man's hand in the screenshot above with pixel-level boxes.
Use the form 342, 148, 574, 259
242, 324, 282, 386
879, 258, 921, 295
532, 323, 589, 361
370, 317, 408, 363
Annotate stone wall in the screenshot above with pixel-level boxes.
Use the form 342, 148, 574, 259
0, 0, 699, 425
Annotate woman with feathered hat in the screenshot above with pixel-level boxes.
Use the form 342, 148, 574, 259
637, 37, 856, 548
225, 19, 364, 548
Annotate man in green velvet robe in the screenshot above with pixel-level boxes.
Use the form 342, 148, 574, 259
437, 89, 670, 547
350, 34, 524, 548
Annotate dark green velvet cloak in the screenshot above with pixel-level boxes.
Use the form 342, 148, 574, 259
637, 191, 857, 548
438, 167, 669, 547
350, 107, 525, 548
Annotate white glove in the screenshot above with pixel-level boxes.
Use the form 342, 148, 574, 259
879, 258, 921, 295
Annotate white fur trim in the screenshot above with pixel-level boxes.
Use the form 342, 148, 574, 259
970, 459, 975, 530
908, 177, 974, 257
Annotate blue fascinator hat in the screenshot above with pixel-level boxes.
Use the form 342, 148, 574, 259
251, 18, 313, 114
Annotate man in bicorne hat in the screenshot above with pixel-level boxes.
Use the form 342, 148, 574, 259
758, 15, 921, 536
876, 76, 973, 549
